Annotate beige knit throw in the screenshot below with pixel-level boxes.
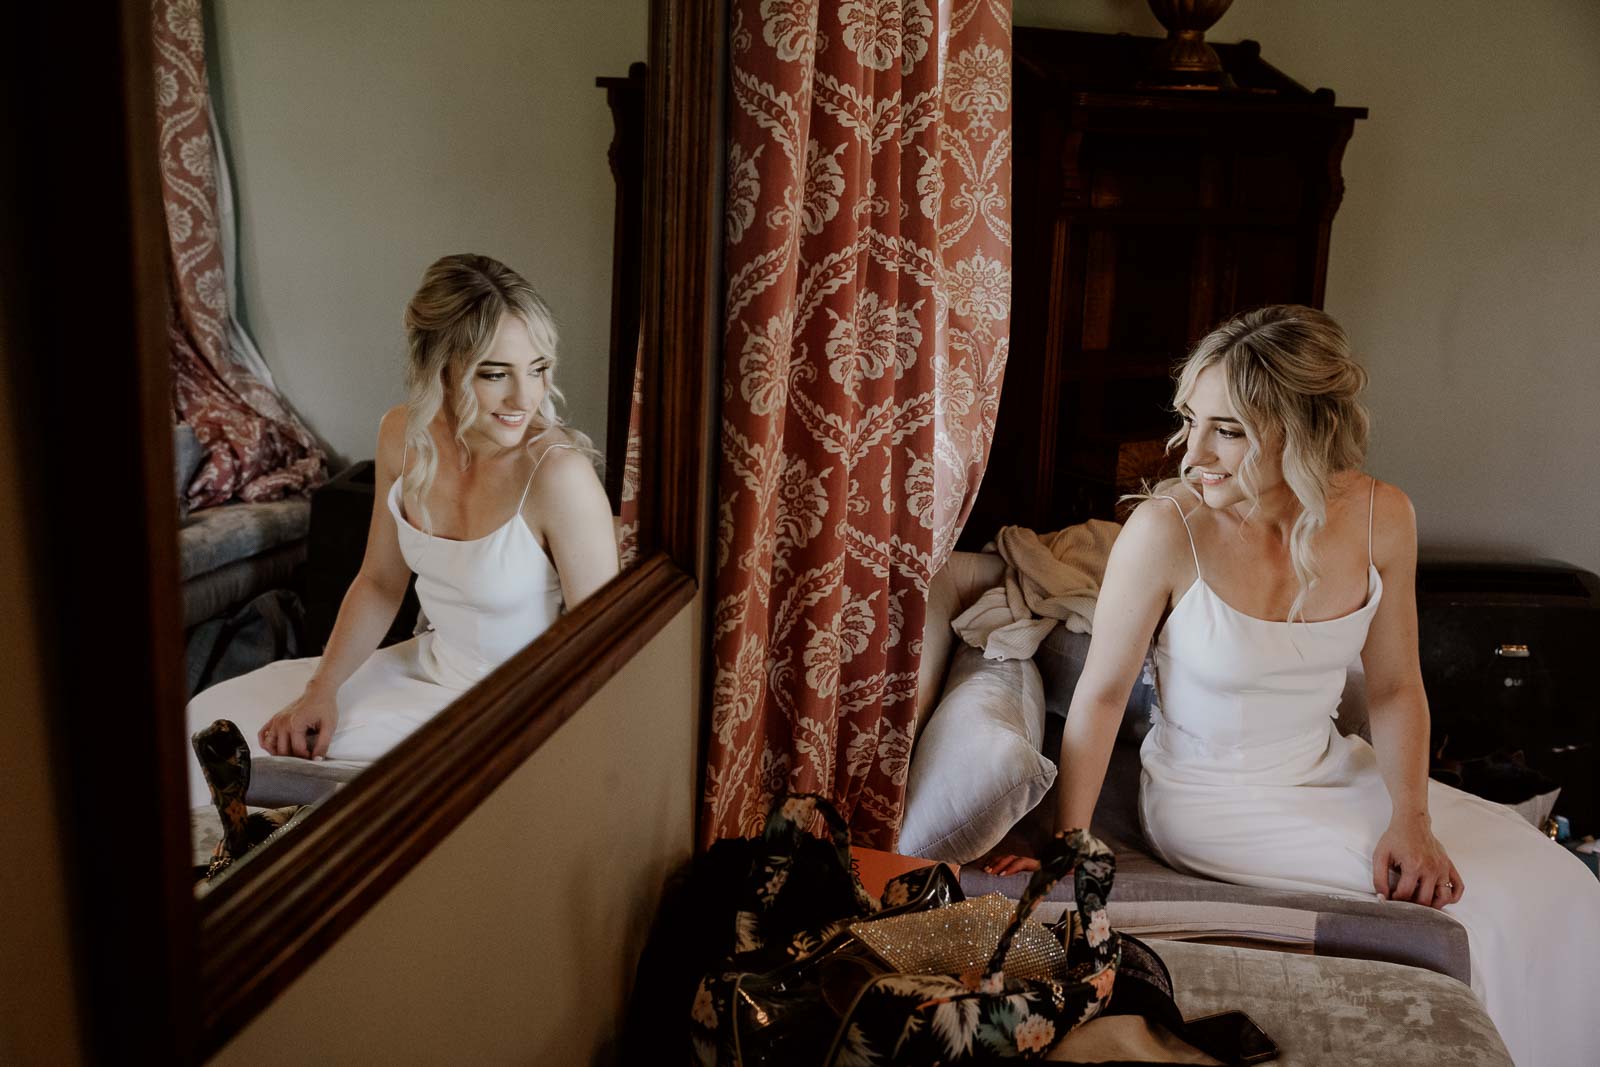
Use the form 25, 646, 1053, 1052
951, 519, 1122, 661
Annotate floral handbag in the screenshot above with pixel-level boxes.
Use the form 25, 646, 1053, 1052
624, 792, 963, 1061
730, 793, 965, 963
691, 827, 1120, 1065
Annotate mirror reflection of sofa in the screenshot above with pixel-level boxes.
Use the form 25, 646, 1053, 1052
175, 423, 311, 696
904, 547, 1472, 985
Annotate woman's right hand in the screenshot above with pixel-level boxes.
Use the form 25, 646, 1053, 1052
259, 687, 337, 759
982, 854, 1041, 876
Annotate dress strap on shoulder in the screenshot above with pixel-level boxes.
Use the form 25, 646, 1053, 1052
1159, 495, 1203, 580
519, 442, 577, 510
1367, 476, 1378, 568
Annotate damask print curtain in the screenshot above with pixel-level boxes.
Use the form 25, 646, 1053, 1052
153, 0, 325, 508
617, 348, 644, 568
704, 0, 1013, 847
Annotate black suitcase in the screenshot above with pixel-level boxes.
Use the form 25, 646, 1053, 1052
1417, 559, 1600, 836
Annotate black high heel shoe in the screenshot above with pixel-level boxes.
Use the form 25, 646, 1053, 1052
192, 719, 302, 883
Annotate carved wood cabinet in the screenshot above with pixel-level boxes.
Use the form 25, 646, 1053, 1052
963, 28, 1366, 545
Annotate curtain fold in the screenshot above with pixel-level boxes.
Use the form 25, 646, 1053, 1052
153, 0, 325, 508
617, 342, 644, 569
703, 0, 1013, 847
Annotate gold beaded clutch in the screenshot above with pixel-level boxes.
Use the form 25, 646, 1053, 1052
848, 892, 1071, 981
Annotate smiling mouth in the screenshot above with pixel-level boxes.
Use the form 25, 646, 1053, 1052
1195, 470, 1231, 486
492, 412, 527, 427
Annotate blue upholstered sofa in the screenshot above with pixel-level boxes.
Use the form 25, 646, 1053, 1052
174, 424, 311, 692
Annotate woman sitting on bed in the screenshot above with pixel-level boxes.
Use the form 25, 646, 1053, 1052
985, 305, 1600, 1066
186, 253, 618, 801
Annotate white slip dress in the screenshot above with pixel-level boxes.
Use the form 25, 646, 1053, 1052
185, 446, 569, 809
1139, 484, 1600, 1067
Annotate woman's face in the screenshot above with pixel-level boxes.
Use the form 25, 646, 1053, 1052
463, 312, 551, 450
1180, 364, 1284, 509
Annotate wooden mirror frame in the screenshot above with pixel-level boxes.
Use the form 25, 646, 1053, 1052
4, 0, 718, 1059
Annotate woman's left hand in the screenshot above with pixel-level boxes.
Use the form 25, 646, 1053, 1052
982, 853, 1040, 876
1372, 814, 1464, 908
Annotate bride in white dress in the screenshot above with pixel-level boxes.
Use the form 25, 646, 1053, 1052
186, 253, 619, 805
987, 305, 1600, 1065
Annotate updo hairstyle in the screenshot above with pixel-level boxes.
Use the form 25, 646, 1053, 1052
1158, 304, 1371, 621
399, 253, 592, 533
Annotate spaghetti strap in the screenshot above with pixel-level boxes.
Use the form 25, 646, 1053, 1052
1158, 495, 1203, 580
1367, 476, 1377, 569
519, 442, 576, 511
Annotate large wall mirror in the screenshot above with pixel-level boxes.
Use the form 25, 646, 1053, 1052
7, 0, 717, 1059
178, 1, 651, 877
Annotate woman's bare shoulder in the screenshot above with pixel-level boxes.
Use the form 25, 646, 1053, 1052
534, 441, 599, 481
1119, 494, 1202, 569
1366, 477, 1418, 565
525, 434, 605, 505
522, 438, 613, 552
375, 404, 408, 478
1093, 497, 1195, 620
1370, 477, 1415, 519
1333, 472, 1413, 525
518, 423, 573, 459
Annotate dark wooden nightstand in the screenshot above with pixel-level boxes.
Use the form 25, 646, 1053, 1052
303, 461, 421, 653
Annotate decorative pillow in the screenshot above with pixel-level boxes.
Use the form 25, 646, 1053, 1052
916, 550, 1006, 739
899, 644, 1055, 863
1035, 625, 1157, 743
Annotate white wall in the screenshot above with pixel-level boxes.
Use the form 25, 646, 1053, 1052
1016, 0, 1600, 575
210, 0, 650, 464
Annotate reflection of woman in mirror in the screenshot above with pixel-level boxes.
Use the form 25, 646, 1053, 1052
984, 306, 1600, 1065
186, 254, 618, 803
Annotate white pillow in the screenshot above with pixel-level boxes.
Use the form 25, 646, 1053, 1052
898, 644, 1056, 863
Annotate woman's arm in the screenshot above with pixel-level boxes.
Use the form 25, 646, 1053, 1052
986, 499, 1184, 873
530, 445, 620, 610
260, 408, 413, 758
1360, 483, 1463, 908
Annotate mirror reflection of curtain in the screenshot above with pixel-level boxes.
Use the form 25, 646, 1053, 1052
598, 65, 647, 568
153, 0, 325, 508
703, 0, 1013, 847
599, 64, 648, 513
617, 343, 643, 568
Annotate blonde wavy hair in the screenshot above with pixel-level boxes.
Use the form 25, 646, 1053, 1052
1148, 304, 1371, 622
400, 253, 594, 533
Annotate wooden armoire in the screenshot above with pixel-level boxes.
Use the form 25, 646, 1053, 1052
962, 28, 1366, 546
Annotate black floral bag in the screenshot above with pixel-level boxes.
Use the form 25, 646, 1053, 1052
623, 793, 962, 1060
721, 793, 964, 965
691, 827, 1123, 1065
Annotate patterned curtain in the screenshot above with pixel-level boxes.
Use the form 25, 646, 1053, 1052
703, 0, 1013, 847
617, 345, 644, 568
153, 0, 325, 508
